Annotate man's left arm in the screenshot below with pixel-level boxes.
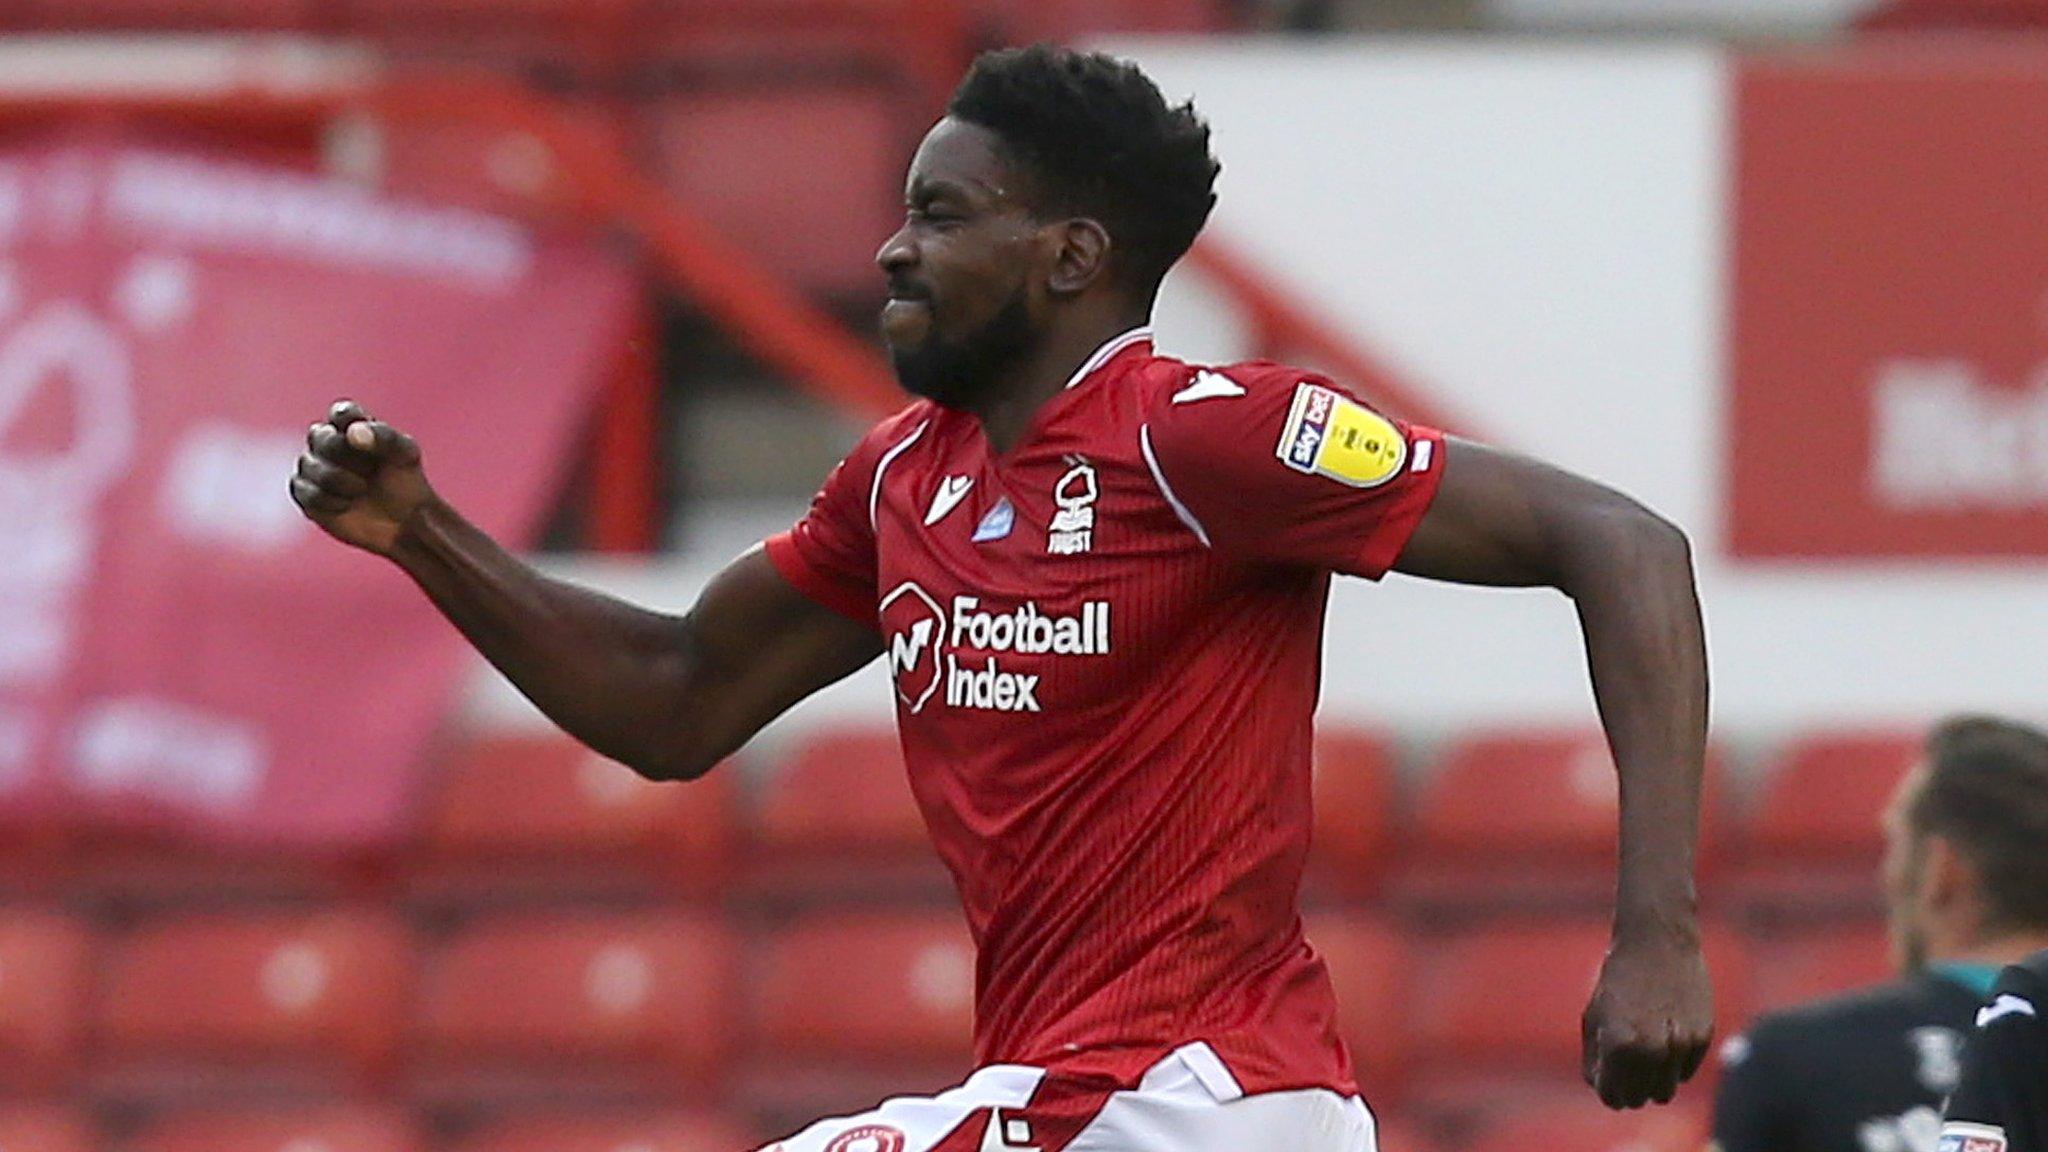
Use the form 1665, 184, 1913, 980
1395, 437, 1713, 1111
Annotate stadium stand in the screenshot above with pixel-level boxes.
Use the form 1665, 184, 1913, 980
0, 1104, 95, 1152
1736, 729, 1921, 918
1748, 920, 1895, 1013
1307, 912, 1412, 1096
123, 1105, 426, 1152
91, 909, 410, 1100
407, 731, 734, 906
412, 911, 735, 1105
1306, 727, 1401, 900
746, 908, 976, 1122
1458, 1095, 1708, 1152
448, 1109, 761, 1152
0, 907, 89, 1093
748, 723, 951, 902
1396, 729, 1730, 913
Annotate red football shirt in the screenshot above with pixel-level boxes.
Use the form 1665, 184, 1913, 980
765, 328, 1445, 1097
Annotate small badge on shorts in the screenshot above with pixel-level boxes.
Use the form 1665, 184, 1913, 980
1941, 1122, 2010, 1152
825, 1125, 907, 1152
1276, 382, 1408, 488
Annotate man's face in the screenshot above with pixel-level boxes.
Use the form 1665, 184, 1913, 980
1883, 766, 1933, 973
876, 118, 1052, 407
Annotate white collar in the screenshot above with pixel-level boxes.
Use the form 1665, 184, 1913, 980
1061, 325, 1154, 390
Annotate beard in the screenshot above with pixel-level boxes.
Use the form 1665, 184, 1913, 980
888, 286, 1041, 408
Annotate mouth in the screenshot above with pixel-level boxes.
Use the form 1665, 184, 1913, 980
880, 290, 934, 346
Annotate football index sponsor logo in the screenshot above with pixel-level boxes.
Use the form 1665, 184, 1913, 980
879, 582, 1111, 714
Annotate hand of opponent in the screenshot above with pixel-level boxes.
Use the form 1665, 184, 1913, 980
1580, 926, 1714, 1109
289, 399, 438, 557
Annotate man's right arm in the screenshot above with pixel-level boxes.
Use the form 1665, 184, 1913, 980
291, 401, 882, 782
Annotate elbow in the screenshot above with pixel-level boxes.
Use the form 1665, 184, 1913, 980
1557, 498, 1696, 594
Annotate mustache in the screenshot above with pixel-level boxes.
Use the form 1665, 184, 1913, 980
886, 279, 932, 301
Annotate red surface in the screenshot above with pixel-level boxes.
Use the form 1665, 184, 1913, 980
642, 87, 905, 297
415, 912, 735, 1085
0, 1105, 95, 1152
94, 910, 410, 1082
449, 1110, 761, 1152
1307, 728, 1400, 897
752, 724, 943, 895
1749, 922, 1897, 1015
127, 1106, 425, 1152
411, 731, 734, 900
755, 910, 977, 1065
1307, 913, 1411, 1097
1730, 48, 2048, 558
1747, 731, 1921, 862
1411, 918, 1751, 1072
0, 910, 89, 1090
1461, 1096, 1707, 1152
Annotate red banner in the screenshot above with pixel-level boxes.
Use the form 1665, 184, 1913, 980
1730, 49, 2048, 559
0, 132, 638, 845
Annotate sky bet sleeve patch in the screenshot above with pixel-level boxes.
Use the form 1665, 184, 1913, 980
1275, 382, 1408, 488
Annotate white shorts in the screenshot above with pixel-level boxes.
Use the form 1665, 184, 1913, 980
759, 1042, 1378, 1152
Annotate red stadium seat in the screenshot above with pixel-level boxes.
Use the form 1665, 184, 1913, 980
410, 730, 734, 905
1748, 922, 1895, 1015
0, 1103, 95, 1152
414, 911, 735, 1101
0, 907, 89, 1092
1398, 729, 1729, 911
642, 88, 906, 297
747, 910, 975, 1118
1460, 1096, 1706, 1152
1737, 730, 1921, 916
1307, 727, 1401, 898
3, 0, 319, 30
1410, 918, 1752, 1075
1306, 913, 1410, 1097
126, 1106, 425, 1152
93, 909, 410, 1095
749, 723, 950, 901
449, 1110, 760, 1152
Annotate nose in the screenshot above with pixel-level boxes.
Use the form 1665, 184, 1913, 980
876, 222, 916, 277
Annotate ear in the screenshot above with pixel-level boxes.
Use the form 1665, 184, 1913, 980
1046, 218, 1113, 297
1923, 835, 1976, 915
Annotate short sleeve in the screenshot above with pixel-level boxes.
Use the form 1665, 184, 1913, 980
1143, 365, 1446, 578
1942, 970, 2048, 1152
1710, 1028, 1792, 1152
763, 421, 900, 626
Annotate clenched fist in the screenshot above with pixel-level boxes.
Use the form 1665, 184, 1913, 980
290, 399, 437, 556
1581, 928, 1715, 1109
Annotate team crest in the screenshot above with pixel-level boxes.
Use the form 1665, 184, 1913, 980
1048, 458, 1097, 555
1276, 382, 1408, 488
826, 1125, 907, 1152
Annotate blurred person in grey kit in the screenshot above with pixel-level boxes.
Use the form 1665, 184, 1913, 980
1711, 716, 2048, 1152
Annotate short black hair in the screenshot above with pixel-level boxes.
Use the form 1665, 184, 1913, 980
1909, 715, 2048, 934
947, 45, 1220, 298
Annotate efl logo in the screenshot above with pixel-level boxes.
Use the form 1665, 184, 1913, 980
826, 1125, 907, 1152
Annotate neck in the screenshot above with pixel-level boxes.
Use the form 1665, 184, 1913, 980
973, 313, 1148, 454
1934, 930, 2048, 970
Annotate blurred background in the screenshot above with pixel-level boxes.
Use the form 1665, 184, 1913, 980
1, 1, 2046, 1150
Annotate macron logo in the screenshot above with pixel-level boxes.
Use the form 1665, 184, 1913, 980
1978, 993, 2037, 1028
926, 475, 975, 526
1172, 370, 1246, 405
